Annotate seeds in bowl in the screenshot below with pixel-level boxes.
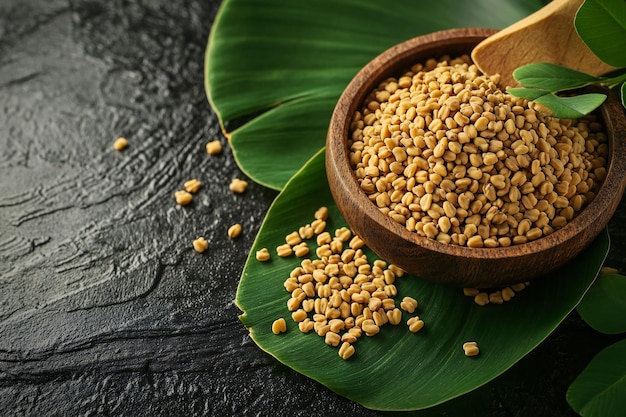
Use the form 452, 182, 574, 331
348, 55, 608, 247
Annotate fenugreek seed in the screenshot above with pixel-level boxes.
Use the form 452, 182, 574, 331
510, 282, 526, 292
325, 331, 341, 347
467, 235, 484, 248
256, 248, 270, 262
489, 291, 504, 304
338, 342, 356, 360
291, 309, 307, 322
228, 223, 242, 239
205, 140, 222, 155
474, 292, 489, 306
501, 287, 515, 301
113, 137, 128, 151
284, 277, 299, 292
192, 237, 209, 253
287, 297, 301, 311
387, 308, 402, 325
361, 319, 380, 336
299, 225, 315, 240
368, 297, 382, 312
272, 318, 287, 334
302, 299, 315, 312
286, 231, 302, 246
400, 296, 418, 313
182, 179, 201, 194
463, 341, 479, 357
316, 324, 331, 337
341, 333, 357, 343
293, 242, 310, 257
229, 178, 248, 194
373, 310, 387, 327
175, 190, 193, 206
315, 206, 329, 221
299, 319, 314, 333
302, 281, 315, 298
311, 219, 326, 234
463, 288, 479, 297
276, 244, 293, 257
349, 236, 365, 249
407, 316, 424, 333
316, 232, 332, 246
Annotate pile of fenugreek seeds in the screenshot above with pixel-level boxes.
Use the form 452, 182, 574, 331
259, 207, 429, 360
349, 55, 608, 247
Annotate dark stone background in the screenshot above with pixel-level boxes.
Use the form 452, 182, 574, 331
0, 0, 624, 416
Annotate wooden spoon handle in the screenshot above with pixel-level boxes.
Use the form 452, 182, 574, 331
471, 0, 616, 88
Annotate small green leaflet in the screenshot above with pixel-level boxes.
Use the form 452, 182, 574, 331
512, 62, 604, 91
508, 63, 609, 118
507, 87, 607, 119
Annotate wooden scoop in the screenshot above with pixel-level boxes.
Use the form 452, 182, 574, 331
471, 0, 616, 88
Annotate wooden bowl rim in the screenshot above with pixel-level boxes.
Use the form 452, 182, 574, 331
327, 28, 626, 263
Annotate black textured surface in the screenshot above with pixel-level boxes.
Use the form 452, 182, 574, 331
1, 1, 624, 416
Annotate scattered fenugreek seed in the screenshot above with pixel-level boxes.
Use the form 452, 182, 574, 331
113, 137, 128, 151
228, 223, 242, 239
175, 190, 193, 206
206, 140, 222, 155
407, 316, 424, 333
192, 237, 208, 253
229, 178, 248, 194
293, 242, 310, 257
400, 296, 418, 313
276, 244, 293, 257
338, 342, 355, 360
184, 179, 201, 193
255, 248, 270, 262
463, 341, 480, 357
267, 207, 422, 359
272, 318, 287, 335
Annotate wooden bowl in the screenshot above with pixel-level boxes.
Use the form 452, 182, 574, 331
326, 28, 626, 288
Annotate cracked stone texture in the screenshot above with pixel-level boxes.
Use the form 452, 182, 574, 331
0, 0, 624, 416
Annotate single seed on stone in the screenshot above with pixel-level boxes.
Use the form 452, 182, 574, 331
184, 179, 201, 193
229, 178, 248, 194
192, 237, 209, 253
175, 190, 193, 206
113, 137, 128, 151
228, 223, 242, 239
206, 140, 222, 155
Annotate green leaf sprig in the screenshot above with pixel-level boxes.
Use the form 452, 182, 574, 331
508, 0, 626, 119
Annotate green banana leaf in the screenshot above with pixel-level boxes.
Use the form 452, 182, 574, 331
235, 149, 609, 411
205, 0, 545, 190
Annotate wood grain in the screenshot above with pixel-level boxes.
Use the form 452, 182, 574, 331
326, 28, 626, 288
